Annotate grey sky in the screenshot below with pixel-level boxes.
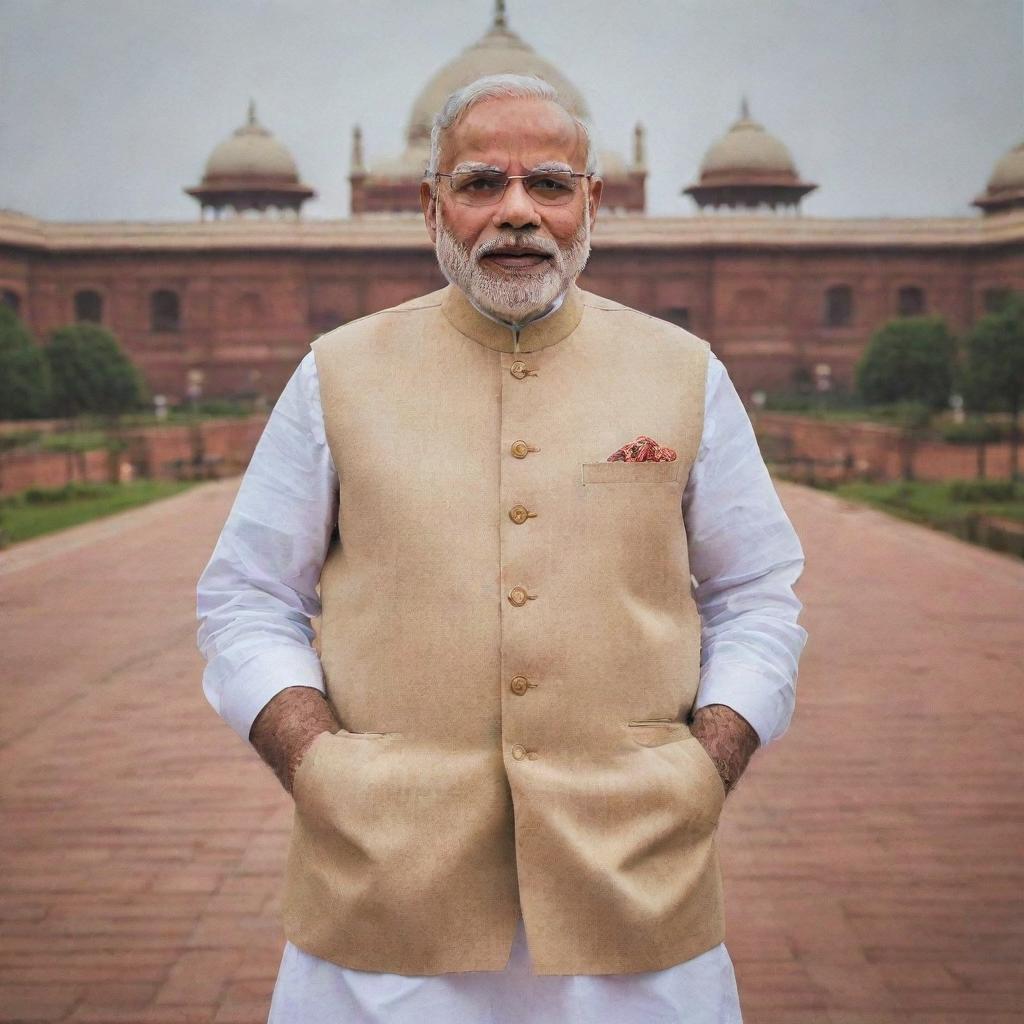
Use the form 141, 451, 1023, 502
2, 0, 1021, 222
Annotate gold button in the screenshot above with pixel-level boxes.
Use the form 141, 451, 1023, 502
510, 439, 529, 458
511, 744, 526, 760
508, 504, 535, 525
507, 585, 535, 607
510, 675, 530, 695
510, 360, 529, 379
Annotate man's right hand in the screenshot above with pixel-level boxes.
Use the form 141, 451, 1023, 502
249, 686, 341, 795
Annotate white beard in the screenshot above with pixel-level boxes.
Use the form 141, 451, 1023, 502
435, 202, 592, 324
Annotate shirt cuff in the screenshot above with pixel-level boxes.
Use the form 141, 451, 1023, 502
205, 645, 326, 745
692, 661, 795, 747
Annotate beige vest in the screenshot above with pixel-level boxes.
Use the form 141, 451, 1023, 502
281, 282, 724, 976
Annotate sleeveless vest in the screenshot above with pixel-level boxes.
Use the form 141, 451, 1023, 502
281, 282, 724, 976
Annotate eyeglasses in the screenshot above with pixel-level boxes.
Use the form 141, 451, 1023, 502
434, 169, 593, 207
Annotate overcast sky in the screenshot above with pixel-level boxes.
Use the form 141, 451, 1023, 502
2, 0, 1021, 222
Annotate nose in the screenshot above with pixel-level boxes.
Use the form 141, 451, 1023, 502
492, 178, 541, 230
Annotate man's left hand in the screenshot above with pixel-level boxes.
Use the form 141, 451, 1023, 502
689, 704, 760, 796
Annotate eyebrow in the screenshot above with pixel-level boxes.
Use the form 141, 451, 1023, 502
449, 161, 575, 174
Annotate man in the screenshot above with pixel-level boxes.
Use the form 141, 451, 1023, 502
197, 74, 807, 1023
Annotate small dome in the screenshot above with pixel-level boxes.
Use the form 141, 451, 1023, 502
203, 102, 301, 182
405, 3, 591, 145
699, 100, 799, 180
973, 137, 1024, 215
986, 140, 1024, 193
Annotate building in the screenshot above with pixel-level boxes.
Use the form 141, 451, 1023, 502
1, 2, 1022, 404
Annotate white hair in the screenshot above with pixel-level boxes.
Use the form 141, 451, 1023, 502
426, 73, 598, 182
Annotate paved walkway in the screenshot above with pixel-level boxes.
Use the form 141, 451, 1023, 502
0, 478, 1021, 1023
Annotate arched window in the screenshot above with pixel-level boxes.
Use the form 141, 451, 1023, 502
824, 285, 853, 327
897, 286, 925, 317
74, 289, 103, 324
150, 289, 181, 331
661, 307, 691, 330
1, 289, 21, 314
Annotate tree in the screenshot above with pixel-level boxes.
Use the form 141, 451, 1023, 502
0, 306, 52, 420
855, 316, 957, 410
961, 294, 1024, 482
46, 323, 146, 418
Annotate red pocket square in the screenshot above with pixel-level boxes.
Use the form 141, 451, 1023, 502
606, 435, 677, 462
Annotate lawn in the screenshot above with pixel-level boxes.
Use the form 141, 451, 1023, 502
833, 480, 1024, 557
0, 480, 197, 546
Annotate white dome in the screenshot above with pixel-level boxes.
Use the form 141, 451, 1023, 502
699, 101, 800, 180
987, 140, 1024, 193
203, 103, 301, 182
405, 13, 591, 146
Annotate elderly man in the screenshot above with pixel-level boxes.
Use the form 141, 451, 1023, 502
197, 74, 807, 1023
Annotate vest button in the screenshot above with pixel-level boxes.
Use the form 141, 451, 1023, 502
508, 504, 535, 525
511, 744, 526, 760
510, 439, 539, 459
510, 675, 530, 695
507, 585, 535, 607
510, 360, 528, 379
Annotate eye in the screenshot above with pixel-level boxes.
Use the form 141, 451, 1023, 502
528, 173, 573, 193
454, 172, 505, 193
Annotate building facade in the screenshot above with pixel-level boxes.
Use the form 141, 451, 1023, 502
1, 2, 1022, 404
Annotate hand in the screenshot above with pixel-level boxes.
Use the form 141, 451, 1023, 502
249, 686, 340, 794
689, 704, 760, 796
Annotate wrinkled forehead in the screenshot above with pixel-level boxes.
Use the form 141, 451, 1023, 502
439, 97, 586, 172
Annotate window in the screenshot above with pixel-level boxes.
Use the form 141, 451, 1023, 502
74, 290, 103, 324
150, 289, 181, 331
661, 307, 691, 329
824, 285, 853, 327
309, 309, 343, 333
897, 286, 925, 317
1, 289, 20, 314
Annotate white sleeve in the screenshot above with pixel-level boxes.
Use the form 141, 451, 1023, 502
196, 350, 338, 744
683, 352, 808, 746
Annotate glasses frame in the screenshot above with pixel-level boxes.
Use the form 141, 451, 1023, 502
433, 169, 594, 207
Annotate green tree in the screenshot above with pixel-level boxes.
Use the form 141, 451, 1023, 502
0, 306, 52, 420
855, 316, 957, 410
46, 323, 146, 418
961, 294, 1024, 482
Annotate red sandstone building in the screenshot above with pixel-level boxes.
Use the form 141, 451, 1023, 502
2, 3, 1023, 403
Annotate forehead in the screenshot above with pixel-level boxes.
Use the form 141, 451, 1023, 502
441, 96, 585, 170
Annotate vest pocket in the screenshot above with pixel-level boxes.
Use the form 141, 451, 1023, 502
581, 461, 682, 484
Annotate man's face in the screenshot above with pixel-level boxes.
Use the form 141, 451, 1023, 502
421, 96, 603, 323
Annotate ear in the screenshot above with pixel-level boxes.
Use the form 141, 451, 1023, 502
587, 176, 604, 230
420, 180, 437, 244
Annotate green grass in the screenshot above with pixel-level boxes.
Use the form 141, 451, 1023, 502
832, 480, 1024, 558
0, 480, 196, 546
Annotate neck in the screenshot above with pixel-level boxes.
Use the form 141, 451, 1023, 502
466, 290, 567, 334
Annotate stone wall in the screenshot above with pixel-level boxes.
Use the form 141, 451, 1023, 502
754, 412, 1015, 482
0, 415, 268, 497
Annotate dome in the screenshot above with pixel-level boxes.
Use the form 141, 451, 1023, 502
699, 99, 799, 181
203, 102, 301, 182
683, 99, 816, 212
404, 3, 591, 145
986, 140, 1024, 193
973, 137, 1024, 215
186, 101, 315, 219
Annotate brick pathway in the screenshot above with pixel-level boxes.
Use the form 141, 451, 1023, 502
0, 479, 1021, 1023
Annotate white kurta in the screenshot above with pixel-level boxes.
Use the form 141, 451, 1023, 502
197, 348, 808, 1024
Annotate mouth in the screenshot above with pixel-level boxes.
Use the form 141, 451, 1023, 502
479, 247, 553, 271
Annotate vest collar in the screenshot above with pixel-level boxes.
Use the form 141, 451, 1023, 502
441, 282, 584, 354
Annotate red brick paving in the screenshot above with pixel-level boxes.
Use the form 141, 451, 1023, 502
0, 479, 1021, 1023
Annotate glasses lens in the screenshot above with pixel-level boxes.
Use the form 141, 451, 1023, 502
525, 171, 578, 205
449, 171, 507, 206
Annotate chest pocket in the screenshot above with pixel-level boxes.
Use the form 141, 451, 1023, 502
581, 461, 683, 485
